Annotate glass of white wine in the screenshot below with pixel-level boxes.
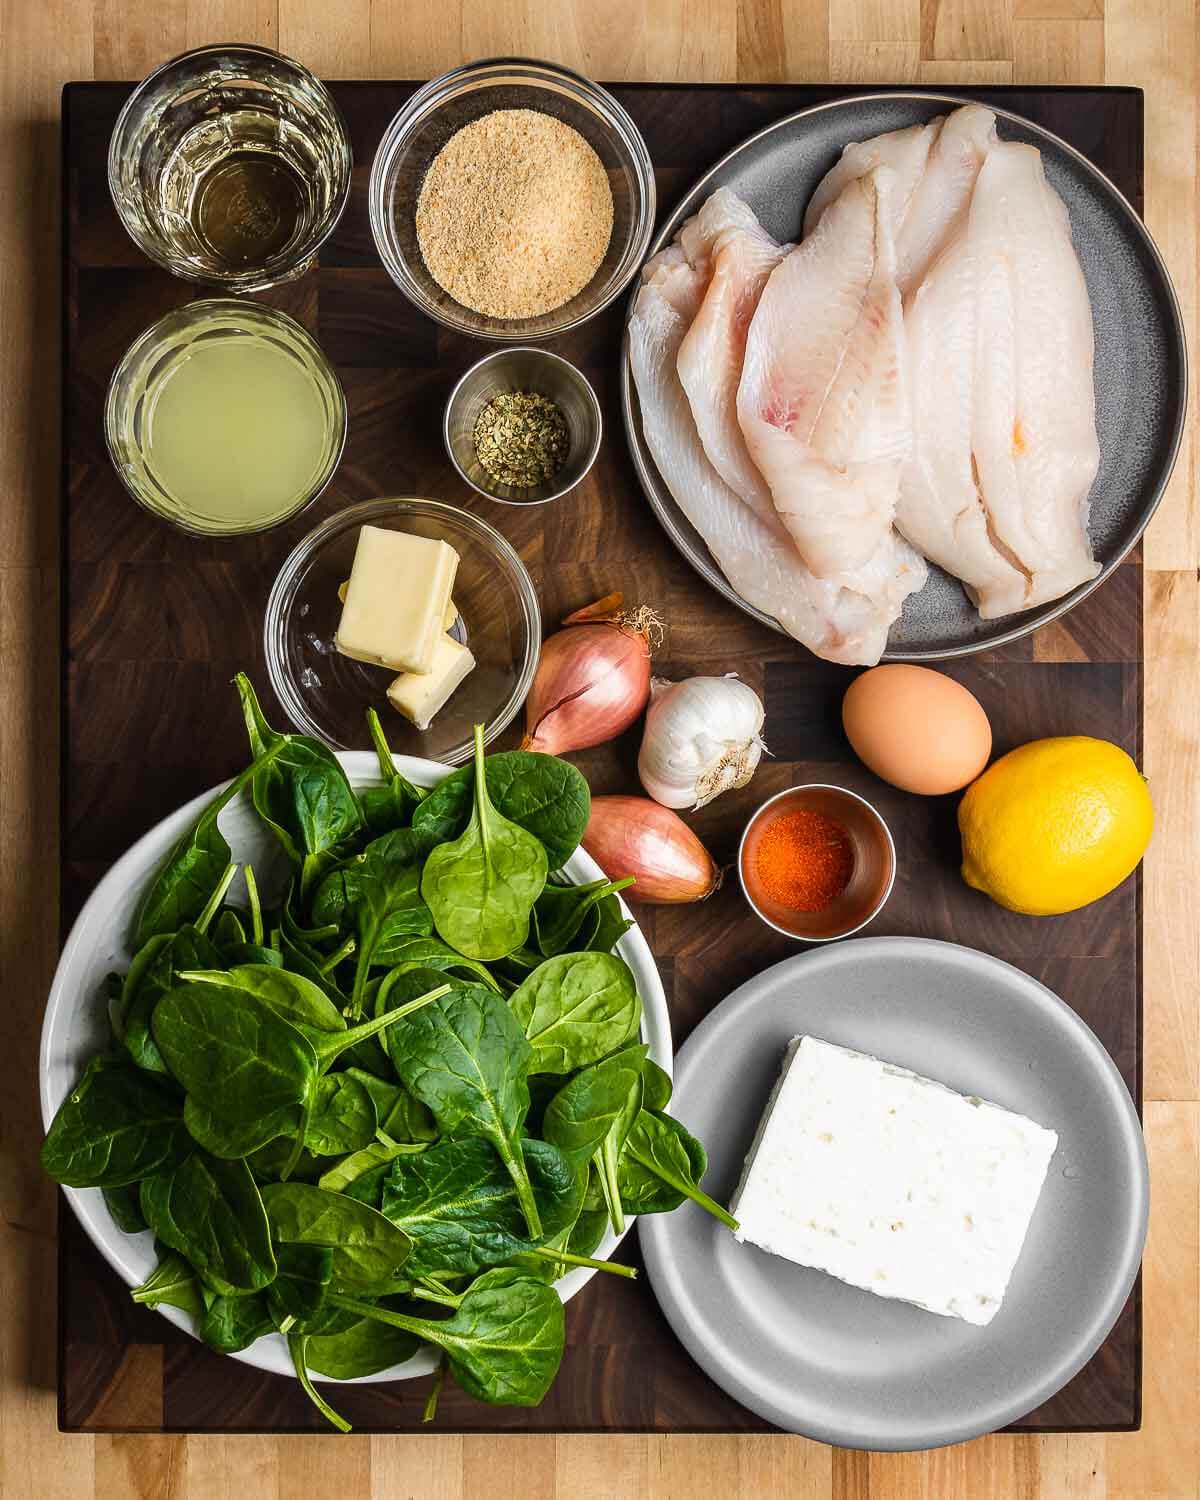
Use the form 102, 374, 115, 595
109, 44, 352, 292
105, 299, 347, 536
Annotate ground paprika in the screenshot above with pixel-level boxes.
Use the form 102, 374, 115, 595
755, 809, 854, 912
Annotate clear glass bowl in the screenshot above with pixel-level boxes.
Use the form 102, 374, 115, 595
265, 498, 542, 762
108, 43, 352, 292
369, 57, 655, 341
104, 298, 347, 537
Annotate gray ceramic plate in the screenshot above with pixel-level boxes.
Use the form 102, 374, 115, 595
620, 92, 1187, 659
639, 938, 1148, 1450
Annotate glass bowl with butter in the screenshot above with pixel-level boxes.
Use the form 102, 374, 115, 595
265, 497, 541, 762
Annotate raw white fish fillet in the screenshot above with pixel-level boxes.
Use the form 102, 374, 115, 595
805, 105, 997, 296
966, 142, 1100, 611
628, 248, 923, 665
675, 190, 789, 511
737, 167, 912, 582
894, 104, 997, 295
804, 117, 942, 242
899, 234, 1031, 617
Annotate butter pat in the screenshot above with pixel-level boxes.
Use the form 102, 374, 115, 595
340, 578, 457, 631
335, 527, 458, 674
387, 634, 476, 731
731, 1036, 1058, 1326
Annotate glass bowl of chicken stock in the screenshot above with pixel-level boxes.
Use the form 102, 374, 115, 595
369, 57, 655, 340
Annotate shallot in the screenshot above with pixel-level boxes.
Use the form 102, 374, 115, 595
638, 675, 765, 810
523, 596, 663, 756
583, 796, 721, 904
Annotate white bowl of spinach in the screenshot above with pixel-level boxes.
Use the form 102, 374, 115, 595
39, 675, 734, 1429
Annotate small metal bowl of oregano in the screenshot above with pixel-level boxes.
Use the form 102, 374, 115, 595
444, 347, 602, 506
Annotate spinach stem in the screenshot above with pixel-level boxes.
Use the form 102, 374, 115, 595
244, 864, 264, 946
314, 984, 453, 1069
195, 863, 239, 937
366, 707, 395, 783
288, 1332, 352, 1433
520, 1247, 637, 1279
593, 1140, 625, 1236
495, 1136, 542, 1240
328, 1293, 443, 1345
422, 1355, 448, 1423
319, 934, 356, 975
679, 1184, 740, 1233
411, 1279, 463, 1309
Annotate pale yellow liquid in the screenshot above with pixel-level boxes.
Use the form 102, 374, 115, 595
145, 336, 332, 528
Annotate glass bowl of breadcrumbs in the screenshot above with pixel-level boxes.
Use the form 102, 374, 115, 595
369, 57, 655, 341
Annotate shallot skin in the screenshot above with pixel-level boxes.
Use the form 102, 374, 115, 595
523, 622, 651, 755
583, 795, 721, 904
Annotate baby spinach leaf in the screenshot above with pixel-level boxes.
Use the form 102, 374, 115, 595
304, 1073, 376, 1157
331, 1270, 565, 1407
533, 877, 635, 958
421, 726, 548, 963
103, 1182, 148, 1235
180, 964, 347, 1041
509, 952, 641, 1075
413, 750, 590, 870
200, 1291, 274, 1353
592, 1069, 644, 1237
132, 755, 276, 948
130, 1250, 204, 1318
359, 708, 427, 833
349, 863, 433, 1016
380, 1137, 584, 1278
158, 1152, 278, 1297
586, 893, 635, 955
139, 1171, 188, 1256
305, 1313, 420, 1380
246, 1136, 325, 1184
640, 1057, 673, 1112
235, 673, 363, 898
153, 979, 452, 1160
386, 977, 541, 1238
121, 925, 223, 1077
372, 934, 500, 990
41, 1055, 190, 1188
267, 1243, 333, 1323
618, 1110, 739, 1232
567, 1206, 609, 1262
212, 909, 247, 950
542, 1043, 648, 1169
343, 1068, 437, 1144
152, 983, 314, 1156
316, 1138, 428, 1198
278, 929, 346, 1003
260, 1182, 414, 1294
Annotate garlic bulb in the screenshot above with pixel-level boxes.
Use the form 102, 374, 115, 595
637, 676, 766, 810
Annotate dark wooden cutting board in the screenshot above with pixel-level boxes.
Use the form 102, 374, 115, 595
59, 80, 1143, 1434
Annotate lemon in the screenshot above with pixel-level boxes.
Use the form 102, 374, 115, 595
958, 736, 1153, 916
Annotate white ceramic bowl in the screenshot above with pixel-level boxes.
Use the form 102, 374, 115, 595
40, 751, 671, 1385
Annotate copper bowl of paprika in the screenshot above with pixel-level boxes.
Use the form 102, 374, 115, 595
738, 784, 896, 943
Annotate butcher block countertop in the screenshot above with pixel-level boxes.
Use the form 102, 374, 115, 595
1, 1, 1195, 1497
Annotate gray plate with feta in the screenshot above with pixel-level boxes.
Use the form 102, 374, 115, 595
638, 937, 1147, 1451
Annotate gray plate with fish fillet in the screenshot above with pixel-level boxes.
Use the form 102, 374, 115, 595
620, 92, 1187, 660
638, 939, 1148, 1449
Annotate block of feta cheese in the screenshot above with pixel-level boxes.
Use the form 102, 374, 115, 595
730, 1036, 1059, 1326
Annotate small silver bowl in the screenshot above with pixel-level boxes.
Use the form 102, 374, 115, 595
444, 347, 601, 506
738, 784, 897, 943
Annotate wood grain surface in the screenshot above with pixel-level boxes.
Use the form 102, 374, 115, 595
1, 5, 1196, 1499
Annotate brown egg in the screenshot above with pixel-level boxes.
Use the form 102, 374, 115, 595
842, 665, 992, 796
